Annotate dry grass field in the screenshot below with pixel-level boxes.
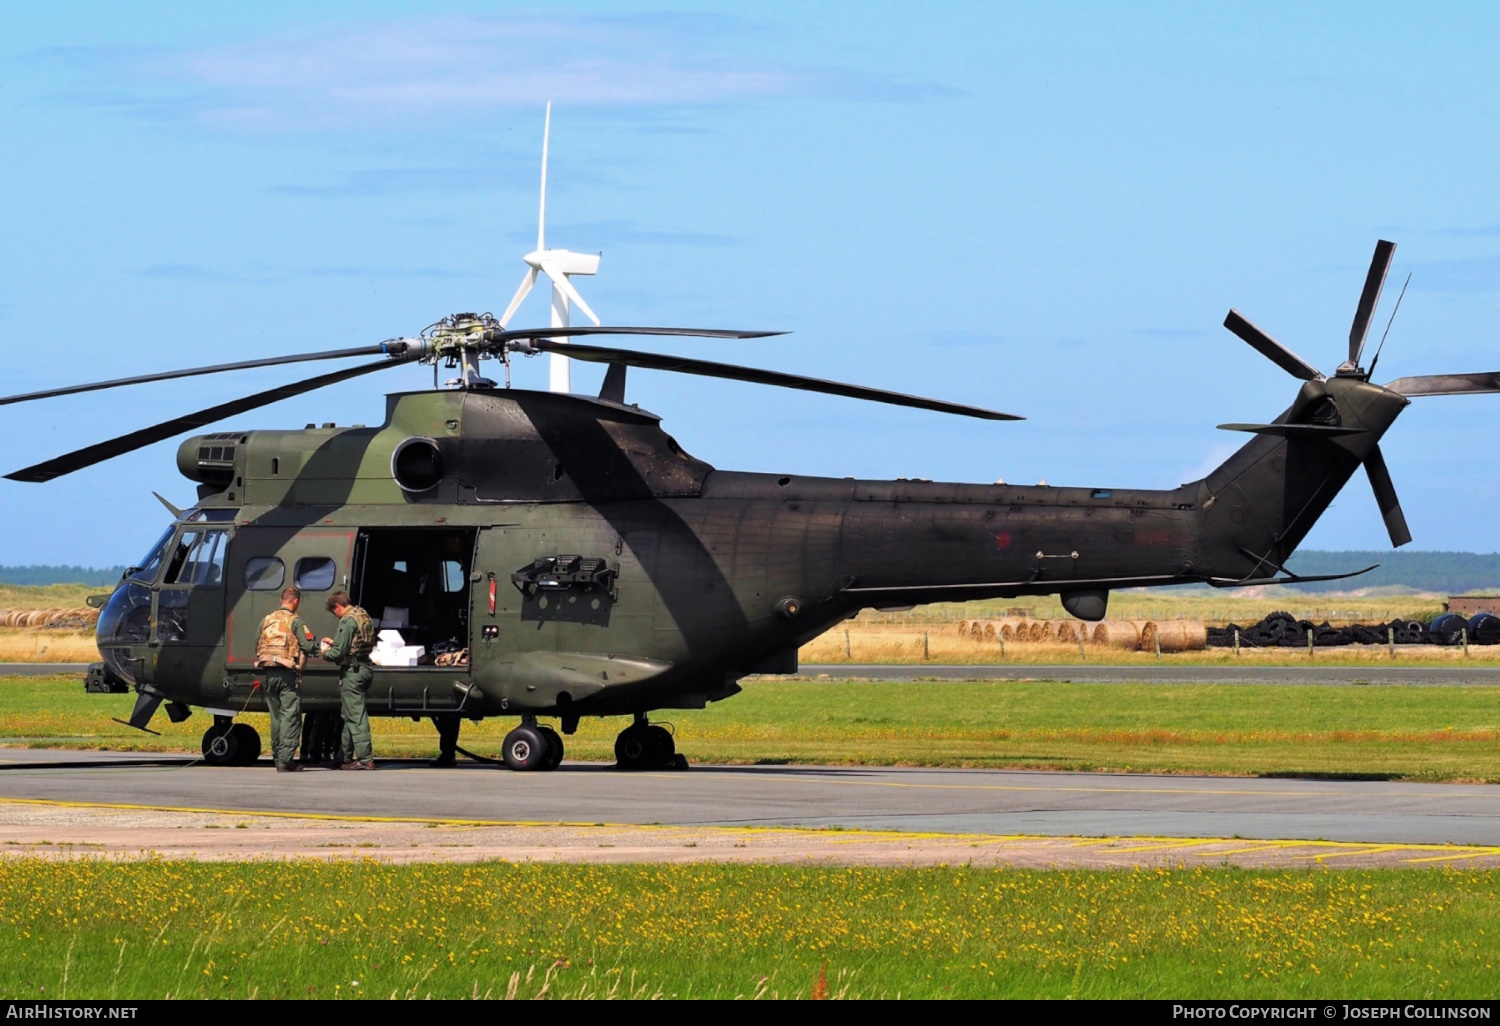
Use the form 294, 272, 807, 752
0, 583, 1481, 666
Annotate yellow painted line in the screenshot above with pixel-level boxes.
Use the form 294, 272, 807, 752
1401, 851, 1500, 864
1297, 845, 1407, 861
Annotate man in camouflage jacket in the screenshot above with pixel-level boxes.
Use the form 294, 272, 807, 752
321, 590, 377, 770
254, 587, 319, 771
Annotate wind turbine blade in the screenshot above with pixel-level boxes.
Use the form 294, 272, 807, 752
499, 267, 538, 328
1364, 444, 1412, 548
1223, 309, 1321, 381
538, 102, 550, 252
1349, 239, 1396, 366
540, 261, 600, 325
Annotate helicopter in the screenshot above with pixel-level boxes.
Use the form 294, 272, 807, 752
5, 234, 1497, 771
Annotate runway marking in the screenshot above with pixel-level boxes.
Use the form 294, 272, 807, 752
1400, 851, 1500, 864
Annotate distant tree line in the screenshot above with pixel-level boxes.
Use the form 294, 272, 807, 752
0, 566, 127, 586
1281, 551, 1500, 594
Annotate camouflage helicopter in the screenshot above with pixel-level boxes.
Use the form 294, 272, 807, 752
5, 238, 1496, 771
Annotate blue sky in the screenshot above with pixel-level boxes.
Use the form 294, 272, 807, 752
4, 2, 1500, 564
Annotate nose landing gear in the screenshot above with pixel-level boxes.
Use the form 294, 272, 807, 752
201, 716, 262, 767
502, 717, 565, 771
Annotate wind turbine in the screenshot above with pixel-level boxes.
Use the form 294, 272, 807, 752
498, 102, 600, 393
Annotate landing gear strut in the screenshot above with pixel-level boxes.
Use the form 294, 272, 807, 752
201, 716, 262, 767
615, 715, 686, 770
502, 717, 565, 772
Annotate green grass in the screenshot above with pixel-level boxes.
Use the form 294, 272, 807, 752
7, 675, 1500, 781
0, 860, 1494, 999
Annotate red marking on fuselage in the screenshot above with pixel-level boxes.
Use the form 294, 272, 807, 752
994, 531, 1012, 550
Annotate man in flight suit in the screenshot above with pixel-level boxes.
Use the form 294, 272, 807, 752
321, 591, 377, 770
254, 587, 318, 772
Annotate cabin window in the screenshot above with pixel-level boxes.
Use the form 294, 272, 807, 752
244, 557, 285, 591
295, 557, 337, 591
442, 559, 465, 594
165, 529, 227, 586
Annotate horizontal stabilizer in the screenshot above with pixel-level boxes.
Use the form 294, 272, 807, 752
1206, 564, 1378, 589
1216, 422, 1366, 438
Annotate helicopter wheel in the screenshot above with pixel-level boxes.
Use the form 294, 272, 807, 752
537, 726, 564, 771
502, 723, 549, 772
202, 723, 238, 766
614, 723, 675, 770
228, 723, 262, 766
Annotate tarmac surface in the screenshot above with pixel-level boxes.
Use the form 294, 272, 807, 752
2, 748, 1499, 847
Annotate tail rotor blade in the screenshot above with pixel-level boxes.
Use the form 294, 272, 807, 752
1385, 372, 1500, 397
1364, 444, 1412, 548
1224, 309, 1322, 381
1349, 239, 1396, 366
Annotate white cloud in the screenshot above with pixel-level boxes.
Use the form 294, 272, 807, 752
46, 14, 947, 135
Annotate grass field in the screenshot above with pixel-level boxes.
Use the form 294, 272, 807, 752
0, 860, 1493, 999
8, 675, 1500, 781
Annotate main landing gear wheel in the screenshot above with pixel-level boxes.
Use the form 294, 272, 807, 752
502, 723, 551, 772
202, 722, 261, 766
537, 726, 564, 771
615, 722, 679, 770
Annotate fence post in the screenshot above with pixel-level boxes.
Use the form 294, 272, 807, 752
999, 635, 1006, 660
1233, 628, 1240, 658
1463, 627, 1469, 658
1078, 633, 1087, 661
1155, 633, 1162, 660
923, 631, 930, 661
1307, 628, 1314, 658
844, 630, 851, 660
1388, 626, 1395, 660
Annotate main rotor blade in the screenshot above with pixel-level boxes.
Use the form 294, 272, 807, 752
530, 341, 1022, 421
495, 326, 783, 343
0, 345, 394, 409
1223, 309, 1321, 381
6, 357, 407, 484
1364, 444, 1412, 548
1384, 372, 1500, 396
1349, 239, 1396, 366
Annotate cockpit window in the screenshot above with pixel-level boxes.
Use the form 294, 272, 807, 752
165, 528, 228, 586
127, 526, 177, 583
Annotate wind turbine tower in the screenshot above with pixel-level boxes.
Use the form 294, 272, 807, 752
498, 103, 601, 393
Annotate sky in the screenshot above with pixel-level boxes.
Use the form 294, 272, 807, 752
4, 2, 1500, 565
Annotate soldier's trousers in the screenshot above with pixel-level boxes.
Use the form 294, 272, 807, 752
262, 670, 302, 769
338, 665, 374, 763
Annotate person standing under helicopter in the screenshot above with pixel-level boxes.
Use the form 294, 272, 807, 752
254, 587, 318, 772
320, 591, 377, 770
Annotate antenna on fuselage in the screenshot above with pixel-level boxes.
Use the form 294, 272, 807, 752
497, 102, 602, 393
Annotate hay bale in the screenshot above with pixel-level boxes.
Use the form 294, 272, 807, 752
1140, 619, 1208, 652
1054, 621, 1078, 643
1092, 620, 1142, 649
982, 622, 997, 641
24, 610, 49, 628
1029, 621, 1050, 642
